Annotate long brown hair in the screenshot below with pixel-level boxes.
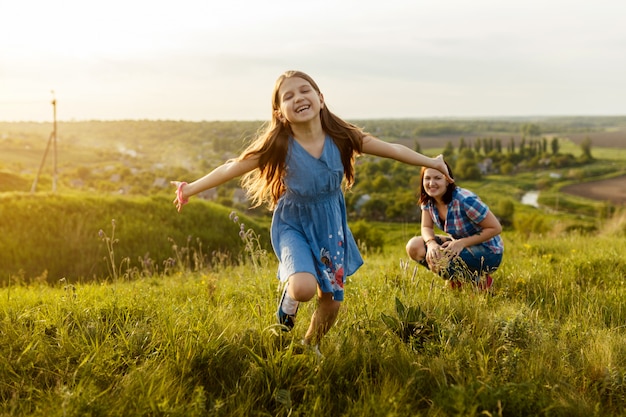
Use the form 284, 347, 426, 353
239, 70, 366, 209
418, 161, 457, 206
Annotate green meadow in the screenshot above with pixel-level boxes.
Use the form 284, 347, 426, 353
1, 118, 626, 415
1, 202, 626, 416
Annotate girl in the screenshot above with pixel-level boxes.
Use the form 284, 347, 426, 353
406, 162, 503, 289
172, 70, 450, 353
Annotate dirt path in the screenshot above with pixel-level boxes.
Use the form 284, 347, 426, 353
561, 175, 626, 205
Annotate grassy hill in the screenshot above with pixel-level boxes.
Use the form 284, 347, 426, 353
0, 192, 268, 283
1, 220, 625, 416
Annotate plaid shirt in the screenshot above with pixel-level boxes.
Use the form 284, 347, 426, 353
421, 187, 504, 254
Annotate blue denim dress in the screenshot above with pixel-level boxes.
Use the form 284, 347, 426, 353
270, 136, 363, 301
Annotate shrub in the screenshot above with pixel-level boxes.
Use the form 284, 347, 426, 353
512, 212, 549, 235
350, 220, 384, 253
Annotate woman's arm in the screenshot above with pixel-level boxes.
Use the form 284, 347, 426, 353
361, 135, 452, 181
442, 210, 502, 255
421, 209, 447, 268
420, 210, 437, 245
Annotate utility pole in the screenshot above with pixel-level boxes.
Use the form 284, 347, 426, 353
31, 91, 58, 193
52, 93, 58, 193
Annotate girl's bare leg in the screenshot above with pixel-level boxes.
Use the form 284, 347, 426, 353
303, 290, 341, 346
286, 272, 340, 346
287, 272, 318, 301
277, 272, 317, 330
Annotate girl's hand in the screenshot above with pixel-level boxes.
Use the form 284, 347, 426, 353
171, 181, 189, 212
433, 154, 454, 183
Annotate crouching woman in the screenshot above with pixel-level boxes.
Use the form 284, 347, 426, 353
406, 163, 503, 289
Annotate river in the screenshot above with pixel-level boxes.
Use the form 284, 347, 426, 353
521, 190, 539, 208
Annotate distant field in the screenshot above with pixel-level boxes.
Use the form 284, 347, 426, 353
567, 129, 626, 147
561, 175, 626, 204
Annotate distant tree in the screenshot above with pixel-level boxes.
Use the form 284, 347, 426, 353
485, 137, 494, 154
442, 141, 455, 158
361, 196, 388, 221
495, 138, 502, 154
473, 138, 482, 154
458, 137, 467, 151
371, 175, 391, 192
508, 137, 516, 154
519, 137, 526, 155
413, 139, 421, 154
500, 161, 514, 175
455, 160, 481, 180
521, 123, 541, 138
385, 191, 420, 222
551, 137, 560, 155
580, 136, 593, 161
459, 148, 476, 159
527, 140, 537, 157
455, 150, 482, 180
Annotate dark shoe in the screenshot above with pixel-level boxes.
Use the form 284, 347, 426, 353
276, 283, 298, 331
277, 308, 297, 330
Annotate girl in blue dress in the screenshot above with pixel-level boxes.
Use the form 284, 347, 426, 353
172, 70, 450, 353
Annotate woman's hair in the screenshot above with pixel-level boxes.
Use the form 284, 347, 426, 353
418, 161, 456, 205
239, 70, 367, 209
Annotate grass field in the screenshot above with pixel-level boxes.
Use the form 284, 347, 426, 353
561, 175, 626, 205
1, 218, 626, 416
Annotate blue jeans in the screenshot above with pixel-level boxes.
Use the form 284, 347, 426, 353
419, 236, 503, 281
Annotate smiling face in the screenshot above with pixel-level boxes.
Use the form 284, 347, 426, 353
422, 168, 450, 200
275, 76, 324, 125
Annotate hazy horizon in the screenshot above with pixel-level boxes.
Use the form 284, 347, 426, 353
2, 0, 625, 123
3, 114, 626, 125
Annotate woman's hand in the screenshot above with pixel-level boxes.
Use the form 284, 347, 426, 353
426, 239, 465, 272
425, 241, 450, 273
440, 239, 465, 257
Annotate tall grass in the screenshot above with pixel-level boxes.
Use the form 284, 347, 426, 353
0, 192, 268, 283
1, 214, 625, 416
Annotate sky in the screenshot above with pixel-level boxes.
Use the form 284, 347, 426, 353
1, 0, 625, 122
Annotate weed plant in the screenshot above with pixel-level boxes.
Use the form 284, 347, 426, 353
1, 212, 626, 416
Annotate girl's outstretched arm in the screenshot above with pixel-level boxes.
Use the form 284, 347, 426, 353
361, 135, 453, 182
171, 156, 259, 211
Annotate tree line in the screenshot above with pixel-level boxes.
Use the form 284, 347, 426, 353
420, 123, 594, 181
